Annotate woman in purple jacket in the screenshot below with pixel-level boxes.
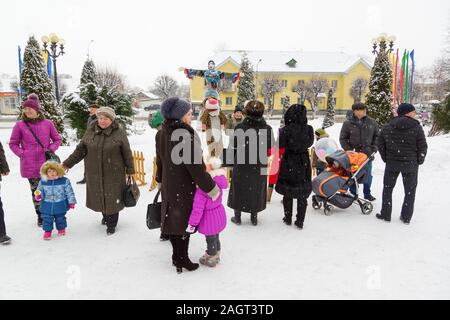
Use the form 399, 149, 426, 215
9, 94, 62, 227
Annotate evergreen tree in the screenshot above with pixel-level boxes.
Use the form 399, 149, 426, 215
323, 88, 336, 128
80, 59, 97, 85
20, 36, 66, 143
429, 93, 450, 136
61, 93, 88, 140
366, 40, 394, 127
63, 59, 99, 140
98, 86, 134, 131
236, 53, 255, 108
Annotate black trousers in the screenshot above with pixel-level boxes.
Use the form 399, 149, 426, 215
380, 165, 418, 221
28, 178, 41, 216
0, 196, 6, 237
282, 196, 308, 224
103, 213, 119, 228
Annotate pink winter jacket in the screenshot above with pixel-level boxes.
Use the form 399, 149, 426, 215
188, 169, 228, 236
9, 119, 61, 179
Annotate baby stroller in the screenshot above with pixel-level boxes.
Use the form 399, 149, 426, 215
311, 150, 374, 216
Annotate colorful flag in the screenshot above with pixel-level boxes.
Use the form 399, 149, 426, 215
409, 50, 415, 102
393, 49, 399, 110
404, 51, 410, 103
18, 46, 23, 97
399, 50, 406, 104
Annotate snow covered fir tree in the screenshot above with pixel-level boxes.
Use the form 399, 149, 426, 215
429, 92, 450, 136
62, 59, 99, 140
97, 85, 134, 130
20, 36, 67, 143
236, 53, 255, 108
365, 39, 394, 127
322, 88, 336, 128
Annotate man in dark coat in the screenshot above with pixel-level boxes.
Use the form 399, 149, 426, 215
0, 141, 11, 244
339, 102, 379, 201
156, 97, 219, 273
63, 107, 135, 235
375, 103, 428, 224
275, 104, 314, 229
227, 100, 274, 226
77, 103, 99, 184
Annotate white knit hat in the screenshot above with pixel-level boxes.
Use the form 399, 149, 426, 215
96, 107, 116, 121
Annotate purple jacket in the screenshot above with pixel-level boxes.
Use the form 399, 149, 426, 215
188, 169, 228, 236
9, 119, 61, 179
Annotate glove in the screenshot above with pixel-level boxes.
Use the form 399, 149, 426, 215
34, 190, 42, 202
69, 203, 75, 210
185, 225, 197, 234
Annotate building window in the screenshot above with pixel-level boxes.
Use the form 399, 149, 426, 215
297, 80, 305, 86
264, 97, 271, 106
281, 80, 288, 88
226, 97, 233, 105
332, 80, 338, 89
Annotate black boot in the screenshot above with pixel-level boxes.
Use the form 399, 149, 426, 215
376, 213, 391, 222
283, 214, 292, 226
101, 214, 107, 226
175, 236, 199, 273
231, 211, 241, 225
106, 213, 119, 235
294, 220, 303, 229
0, 235, 12, 245
251, 213, 258, 226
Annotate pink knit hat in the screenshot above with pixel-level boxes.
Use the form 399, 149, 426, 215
205, 98, 219, 111
23, 93, 41, 112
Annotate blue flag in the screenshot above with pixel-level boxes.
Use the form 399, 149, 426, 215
18, 46, 24, 97
47, 54, 52, 78
409, 50, 415, 102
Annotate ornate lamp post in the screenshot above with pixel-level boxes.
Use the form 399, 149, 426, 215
255, 58, 262, 99
41, 33, 65, 103
371, 33, 396, 55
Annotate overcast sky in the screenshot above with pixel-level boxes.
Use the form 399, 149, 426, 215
1, 0, 449, 90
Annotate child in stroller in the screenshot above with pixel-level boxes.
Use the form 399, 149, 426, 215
311, 150, 374, 215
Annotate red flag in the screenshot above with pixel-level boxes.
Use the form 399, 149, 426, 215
393, 49, 399, 111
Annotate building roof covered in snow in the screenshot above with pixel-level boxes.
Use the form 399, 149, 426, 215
195, 50, 372, 74
0, 74, 19, 93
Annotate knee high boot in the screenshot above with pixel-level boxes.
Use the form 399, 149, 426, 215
175, 235, 199, 273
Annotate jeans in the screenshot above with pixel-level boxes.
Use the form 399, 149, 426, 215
350, 160, 373, 197
206, 234, 221, 256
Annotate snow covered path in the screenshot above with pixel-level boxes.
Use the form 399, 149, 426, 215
0, 119, 449, 300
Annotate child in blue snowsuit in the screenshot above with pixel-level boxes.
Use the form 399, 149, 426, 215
35, 161, 76, 240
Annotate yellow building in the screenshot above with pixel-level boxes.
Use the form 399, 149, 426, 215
188, 50, 372, 112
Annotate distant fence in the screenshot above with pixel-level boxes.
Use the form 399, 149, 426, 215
132, 150, 146, 187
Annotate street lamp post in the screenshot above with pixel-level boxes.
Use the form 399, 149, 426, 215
255, 59, 262, 99
41, 33, 65, 103
371, 33, 396, 56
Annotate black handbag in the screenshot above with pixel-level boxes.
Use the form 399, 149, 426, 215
24, 122, 61, 163
123, 176, 140, 207
146, 190, 162, 230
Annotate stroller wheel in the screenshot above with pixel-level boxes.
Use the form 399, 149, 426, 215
324, 204, 333, 216
361, 202, 373, 215
312, 196, 322, 210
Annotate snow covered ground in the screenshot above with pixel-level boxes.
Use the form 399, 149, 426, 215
0, 118, 449, 300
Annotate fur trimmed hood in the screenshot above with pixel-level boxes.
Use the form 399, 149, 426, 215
40, 161, 65, 180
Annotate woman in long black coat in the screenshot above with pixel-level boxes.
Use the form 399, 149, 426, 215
275, 104, 314, 229
156, 97, 219, 273
227, 100, 273, 226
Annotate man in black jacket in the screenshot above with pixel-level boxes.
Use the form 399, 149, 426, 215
339, 103, 379, 201
375, 103, 428, 224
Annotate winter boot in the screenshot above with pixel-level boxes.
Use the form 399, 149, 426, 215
199, 252, 219, 267
43, 231, 52, 240
231, 211, 241, 225
376, 213, 391, 222
250, 213, 258, 226
267, 186, 274, 203
294, 220, 303, 229
0, 235, 12, 245
175, 236, 199, 273
58, 229, 66, 236
101, 215, 107, 226
106, 227, 116, 236
160, 233, 170, 242
283, 214, 292, 226
400, 216, 410, 225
